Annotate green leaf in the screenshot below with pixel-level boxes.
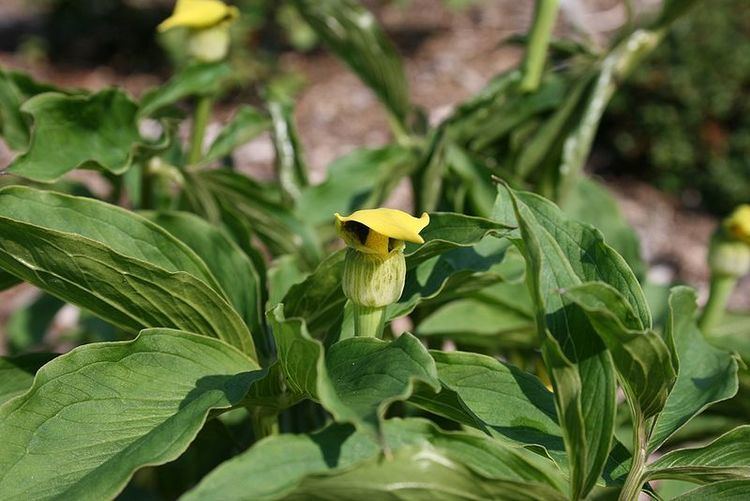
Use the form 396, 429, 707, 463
563, 281, 676, 418
409, 350, 562, 453
0, 353, 56, 405
0, 68, 69, 151
0, 186, 256, 358
562, 177, 645, 280
138, 62, 233, 118
6, 89, 143, 182
415, 283, 535, 349
406, 212, 513, 264
297, 145, 415, 227
267, 254, 307, 308
268, 306, 439, 436
711, 312, 750, 363
142, 211, 269, 362
282, 250, 346, 340
496, 186, 642, 498
646, 426, 750, 484
0, 330, 262, 500
269, 99, 309, 203
291, 0, 410, 124
189, 169, 322, 266
389, 236, 512, 321
184, 418, 566, 501
203, 105, 270, 163
671, 479, 750, 500
277, 447, 564, 501
648, 287, 739, 452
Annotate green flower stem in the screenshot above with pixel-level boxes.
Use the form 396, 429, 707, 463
520, 0, 560, 93
352, 303, 387, 338
188, 95, 214, 165
619, 404, 647, 501
140, 162, 153, 210
250, 407, 279, 440
699, 274, 737, 334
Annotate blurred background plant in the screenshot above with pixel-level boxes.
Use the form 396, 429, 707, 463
596, 0, 750, 215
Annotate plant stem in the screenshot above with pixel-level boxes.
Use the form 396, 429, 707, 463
188, 95, 213, 165
387, 112, 411, 147
520, 0, 560, 93
699, 274, 737, 334
352, 303, 387, 338
250, 408, 279, 441
140, 162, 153, 210
619, 405, 647, 501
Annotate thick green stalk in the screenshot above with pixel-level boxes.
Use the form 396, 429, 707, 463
352, 303, 387, 338
250, 408, 279, 441
520, 0, 560, 93
140, 163, 153, 210
619, 404, 647, 501
699, 274, 737, 334
188, 96, 214, 165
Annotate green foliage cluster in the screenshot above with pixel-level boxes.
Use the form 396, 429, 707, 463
600, 0, 750, 214
0, 0, 748, 500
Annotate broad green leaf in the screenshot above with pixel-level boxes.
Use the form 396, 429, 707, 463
282, 213, 512, 340
416, 284, 536, 350
0, 187, 217, 284
291, 0, 410, 124
562, 177, 645, 280
405, 212, 513, 265
269, 99, 308, 203
282, 250, 346, 340
0, 187, 256, 358
279, 447, 564, 501
409, 350, 562, 454
496, 186, 633, 498
648, 287, 739, 452
646, 426, 750, 484
711, 314, 750, 363
203, 105, 270, 163
389, 235, 513, 321
0, 69, 68, 150
297, 145, 415, 227
673, 480, 750, 500
184, 418, 566, 501
0, 353, 56, 405
267, 254, 307, 308
494, 188, 651, 326
563, 281, 676, 418
324, 333, 440, 434
0, 330, 262, 500
6, 89, 143, 182
138, 62, 232, 117
268, 306, 439, 436
189, 169, 322, 266
142, 211, 269, 362
7, 293, 65, 353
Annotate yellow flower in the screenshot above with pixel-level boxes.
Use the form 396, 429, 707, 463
158, 0, 239, 32
335, 208, 430, 256
726, 205, 750, 244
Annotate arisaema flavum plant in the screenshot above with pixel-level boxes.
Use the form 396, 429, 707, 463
0, 0, 748, 500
